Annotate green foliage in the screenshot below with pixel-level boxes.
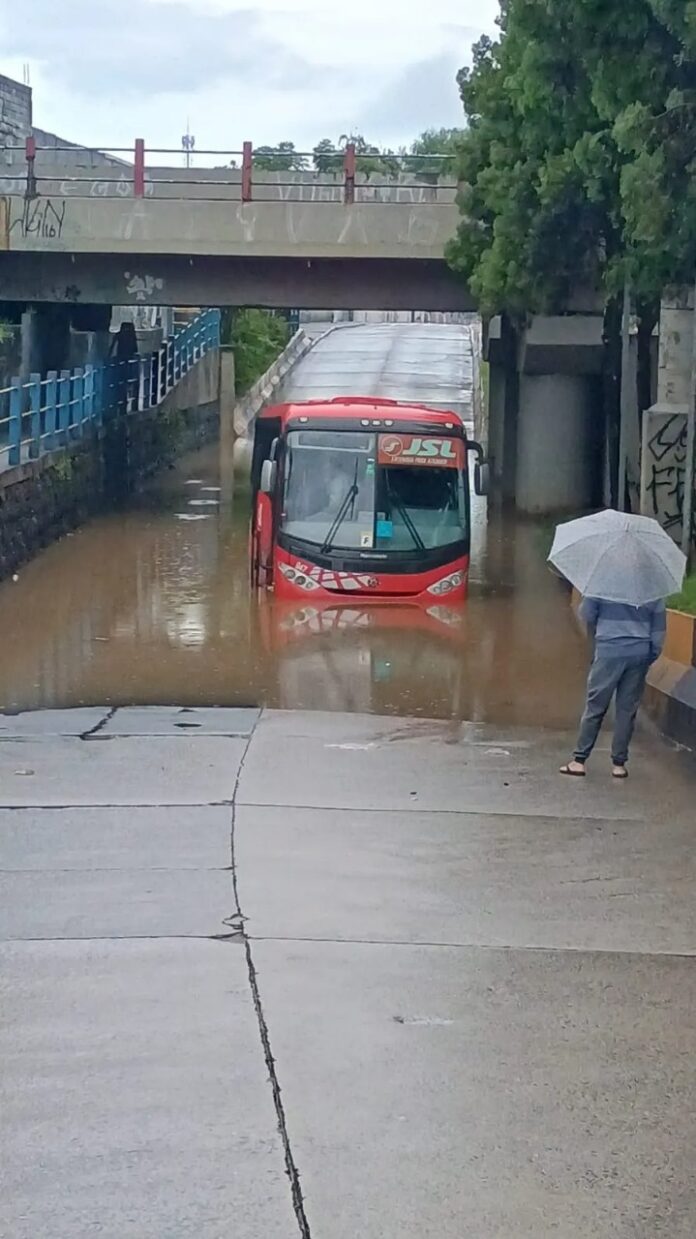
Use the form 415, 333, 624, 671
312, 134, 401, 177
228, 310, 290, 395
253, 142, 307, 171
667, 575, 696, 614
51, 454, 74, 486
448, 0, 696, 314
406, 128, 465, 176
312, 138, 342, 174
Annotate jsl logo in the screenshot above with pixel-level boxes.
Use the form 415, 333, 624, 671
381, 436, 458, 460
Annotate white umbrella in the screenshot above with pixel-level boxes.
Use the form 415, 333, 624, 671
548, 509, 687, 606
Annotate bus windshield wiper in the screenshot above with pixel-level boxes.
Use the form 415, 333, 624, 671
386, 478, 426, 551
320, 459, 360, 554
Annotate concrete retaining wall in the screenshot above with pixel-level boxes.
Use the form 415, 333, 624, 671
0, 351, 220, 580
645, 608, 696, 752
645, 658, 696, 752
233, 329, 313, 437
0, 444, 101, 578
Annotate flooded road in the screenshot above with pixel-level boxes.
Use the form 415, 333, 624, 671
0, 324, 588, 724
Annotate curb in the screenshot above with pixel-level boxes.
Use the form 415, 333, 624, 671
645, 658, 696, 753
233, 329, 314, 438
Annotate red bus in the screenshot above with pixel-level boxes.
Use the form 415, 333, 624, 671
250, 397, 488, 604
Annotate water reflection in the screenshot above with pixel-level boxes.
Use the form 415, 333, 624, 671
0, 438, 588, 726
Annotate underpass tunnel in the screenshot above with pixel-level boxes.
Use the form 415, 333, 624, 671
0, 316, 589, 726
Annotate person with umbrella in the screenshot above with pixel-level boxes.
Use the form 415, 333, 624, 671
548, 510, 687, 779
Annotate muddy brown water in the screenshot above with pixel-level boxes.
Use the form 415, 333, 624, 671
0, 439, 588, 725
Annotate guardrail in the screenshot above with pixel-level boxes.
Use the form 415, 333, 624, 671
0, 139, 458, 204
0, 309, 220, 469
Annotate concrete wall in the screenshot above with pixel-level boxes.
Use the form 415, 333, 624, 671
30, 128, 126, 171
0, 75, 32, 147
0, 351, 220, 580
0, 162, 457, 203
0, 252, 473, 313
3, 194, 459, 262
486, 313, 607, 514
515, 374, 602, 515
0, 74, 122, 169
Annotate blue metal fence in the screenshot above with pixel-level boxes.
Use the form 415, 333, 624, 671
0, 309, 221, 470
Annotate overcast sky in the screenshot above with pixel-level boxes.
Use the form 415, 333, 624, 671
0, 0, 499, 155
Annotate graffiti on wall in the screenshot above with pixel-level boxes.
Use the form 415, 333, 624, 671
0, 170, 445, 204
123, 271, 164, 302
9, 196, 66, 240
641, 410, 696, 545
0, 174, 154, 199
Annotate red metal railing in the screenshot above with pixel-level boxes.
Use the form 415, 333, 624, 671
0, 138, 457, 205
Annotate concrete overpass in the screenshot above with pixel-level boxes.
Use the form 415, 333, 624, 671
0, 139, 607, 516
0, 143, 471, 311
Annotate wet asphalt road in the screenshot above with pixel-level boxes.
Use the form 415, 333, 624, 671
2, 324, 696, 1236
279, 320, 474, 422
2, 706, 696, 1238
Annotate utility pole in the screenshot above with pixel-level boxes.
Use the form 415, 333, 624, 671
182, 120, 195, 169
683, 276, 696, 558
617, 279, 631, 512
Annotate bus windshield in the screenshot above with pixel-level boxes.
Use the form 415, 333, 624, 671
281, 429, 468, 553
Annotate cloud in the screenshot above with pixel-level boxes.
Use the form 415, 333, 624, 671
0, 0, 496, 151
0, 0, 323, 96
359, 53, 468, 145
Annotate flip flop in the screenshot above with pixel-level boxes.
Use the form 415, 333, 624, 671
560, 764, 586, 778
612, 768, 629, 780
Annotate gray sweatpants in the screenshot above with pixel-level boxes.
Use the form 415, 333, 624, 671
574, 654, 650, 766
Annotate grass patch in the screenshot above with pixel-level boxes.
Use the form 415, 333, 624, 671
667, 574, 696, 615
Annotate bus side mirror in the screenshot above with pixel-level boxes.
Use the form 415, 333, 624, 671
468, 441, 489, 497
260, 459, 277, 495
474, 462, 490, 497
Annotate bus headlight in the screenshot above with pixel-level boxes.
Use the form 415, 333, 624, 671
279, 563, 320, 591
427, 570, 465, 596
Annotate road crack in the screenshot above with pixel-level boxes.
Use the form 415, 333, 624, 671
79, 706, 117, 740
230, 710, 312, 1239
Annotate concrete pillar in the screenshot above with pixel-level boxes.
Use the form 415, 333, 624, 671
515, 374, 602, 515
485, 315, 519, 504
37, 305, 71, 373
653, 291, 692, 409
487, 360, 520, 503
219, 345, 236, 436
640, 288, 694, 547
19, 307, 40, 381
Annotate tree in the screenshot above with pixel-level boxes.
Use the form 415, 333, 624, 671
447, 7, 619, 317
445, 0, 682, 503
312, 138, 342, 174
226, 310, 290, 394
253, 142, 307, 172
312, 134, 400, 177
407, 128, 466, 176
449, 0, 696, 308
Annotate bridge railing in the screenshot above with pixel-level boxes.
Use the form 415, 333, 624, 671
0, 139, 458, 204
0, 309, 221, 470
